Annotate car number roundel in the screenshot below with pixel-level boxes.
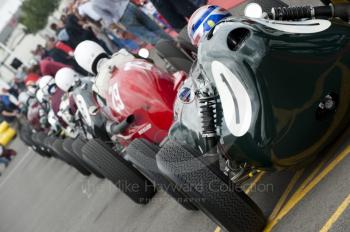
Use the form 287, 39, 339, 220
211, 61, 252, 137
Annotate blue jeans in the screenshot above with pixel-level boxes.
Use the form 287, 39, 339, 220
120, 3, 172, 45
104, 29, 140, 51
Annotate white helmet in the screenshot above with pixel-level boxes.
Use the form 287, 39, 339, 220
36, 89, 44, 103
37, 75, 56, 96
55, 67, 80, 92
37, 75, 53, 89
27, 85, 38, 97
18, 92, 31, 105
74, 40, 108, 74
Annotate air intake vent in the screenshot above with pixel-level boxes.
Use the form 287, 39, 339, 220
227, 28, 250, 51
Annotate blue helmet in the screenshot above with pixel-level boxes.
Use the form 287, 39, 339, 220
187, 5, 231, 46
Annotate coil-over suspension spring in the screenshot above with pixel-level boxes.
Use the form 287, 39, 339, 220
199, 95, 218, 152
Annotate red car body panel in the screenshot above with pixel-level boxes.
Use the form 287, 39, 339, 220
105, 60, 178, 146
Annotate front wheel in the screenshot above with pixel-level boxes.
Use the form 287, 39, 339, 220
127, 139, 198, 210
19, 125, 34, 146
62, 138, 92, 176
156, 140, 266, 232
82, 139, 157, 204
31, 133, 51, 157
71, 137, 105, 179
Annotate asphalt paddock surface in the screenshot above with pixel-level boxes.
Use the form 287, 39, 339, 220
3, 125, 350, 232
0, 122, 347, 232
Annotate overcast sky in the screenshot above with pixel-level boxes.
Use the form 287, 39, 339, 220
0, 0, 22, 31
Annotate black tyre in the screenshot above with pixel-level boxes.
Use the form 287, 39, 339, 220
155, 39, 194, 73
48, 135, 63, 158
82, 138, 157, 204
31, 133, 51, 157
156, 140, 266, 232
43, 136, 58, 157
35, 132, 52, 157
29, 133, 40, 152
51, 139, 74, 164
62, 138, 91, 176
19, 125, 34, 146
71, 137, 105, 179
72, 137, 105, 179
127, 139, 197, 210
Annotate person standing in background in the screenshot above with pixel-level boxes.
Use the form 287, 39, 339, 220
64, 13, 113, 53
77, 0, 144, 52
0, 94, 19, 123
76, 0, 102, 22
91, 0, 172, 45
149, 0, 199, 32
50, 21, 73, 48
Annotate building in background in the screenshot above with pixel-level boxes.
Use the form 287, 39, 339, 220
0, 0, 23, 43
0, 0, 74, 86
0, 0, 46, 85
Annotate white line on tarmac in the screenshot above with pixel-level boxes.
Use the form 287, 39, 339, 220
0, 148, 32, 188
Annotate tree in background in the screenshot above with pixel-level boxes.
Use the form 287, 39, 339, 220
20, 0, 60, 34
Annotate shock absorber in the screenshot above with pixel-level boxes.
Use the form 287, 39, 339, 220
198, 94, 218, 154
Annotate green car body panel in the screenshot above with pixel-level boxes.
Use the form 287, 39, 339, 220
170, 18, 350, 170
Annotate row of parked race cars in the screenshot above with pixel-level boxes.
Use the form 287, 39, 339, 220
17, 1, 350, 232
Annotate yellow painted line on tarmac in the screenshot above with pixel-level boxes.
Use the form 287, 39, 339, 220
267, 146, 334, 224
264, 146, 350, 232
214, 226, 221, 232
245, 171, 265, 195
268, 169, 304, 221
319, 193, 350, 232
297, 157, 328, 193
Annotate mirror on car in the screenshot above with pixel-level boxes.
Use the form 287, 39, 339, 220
244, 3, 263, 18
138, 48, 150, 59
